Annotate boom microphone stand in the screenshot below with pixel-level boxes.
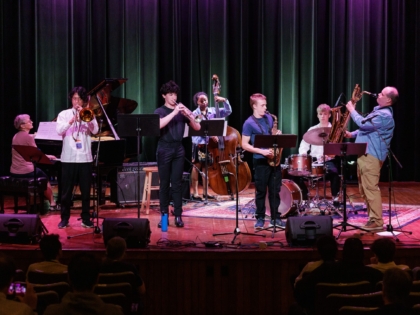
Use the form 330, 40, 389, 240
213, 146, 263, 243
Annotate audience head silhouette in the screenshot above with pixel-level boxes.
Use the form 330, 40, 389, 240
342, 237, 364, 263
105, 236, 127, 261
316, 235, 338, 262
68, 253, 99, 292
39, 234, 62, 261
370, 237, 396, 263
382, 267, 412, 304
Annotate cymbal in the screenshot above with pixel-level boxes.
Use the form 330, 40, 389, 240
303, 127, 331, 145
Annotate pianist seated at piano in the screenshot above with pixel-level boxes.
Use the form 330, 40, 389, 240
56, 86, 99, 229
10, 114, 58, 211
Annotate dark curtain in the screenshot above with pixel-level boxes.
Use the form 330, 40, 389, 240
1, 0, 419, 181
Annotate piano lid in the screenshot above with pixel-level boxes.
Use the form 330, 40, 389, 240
87, 78, 137, 138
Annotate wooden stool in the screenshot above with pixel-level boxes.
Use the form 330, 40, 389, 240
141, 167, 160, 214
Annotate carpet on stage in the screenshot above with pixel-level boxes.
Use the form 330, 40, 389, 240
181, 197, 420, 228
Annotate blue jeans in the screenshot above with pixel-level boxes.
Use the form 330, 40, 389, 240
156, 145, 185, 216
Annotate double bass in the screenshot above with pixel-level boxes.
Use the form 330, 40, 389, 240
207, 75, 252, 199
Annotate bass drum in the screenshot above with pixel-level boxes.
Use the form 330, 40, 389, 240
279, 179, 302, 217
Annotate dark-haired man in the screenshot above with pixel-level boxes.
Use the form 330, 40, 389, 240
154, 80, 200, 228
56, 86, 99, 229
26, 234, 67, 277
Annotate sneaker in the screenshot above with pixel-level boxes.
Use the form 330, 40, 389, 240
81, 220, 94, 228
254, 218, 265, 230
362, 219, 374, 227
269, 219, 285, 228
363, 221, 383, 231
58, 220, 69, 229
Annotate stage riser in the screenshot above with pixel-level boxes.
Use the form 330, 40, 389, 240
6, 248, 420, 315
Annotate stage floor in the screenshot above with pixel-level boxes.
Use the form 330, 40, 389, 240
2, 181, 420, 250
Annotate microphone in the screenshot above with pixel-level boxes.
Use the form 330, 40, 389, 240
361, 114, 379, 124
364, 91, 378, 99
333, 93, 343, 107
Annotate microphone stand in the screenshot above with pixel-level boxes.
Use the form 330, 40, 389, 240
368, 119, 410, 240
213, 146, 263, 243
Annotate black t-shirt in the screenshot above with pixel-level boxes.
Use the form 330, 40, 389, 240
154, 105, 189, 147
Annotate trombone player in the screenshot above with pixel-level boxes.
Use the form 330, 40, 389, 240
56, 86, 99, 229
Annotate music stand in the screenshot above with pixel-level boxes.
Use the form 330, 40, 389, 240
253, 135, 297, 238
13, 145, 52, 216
188, 119, 226, 207
117, 114, 160, 218
324, 142, 367, 238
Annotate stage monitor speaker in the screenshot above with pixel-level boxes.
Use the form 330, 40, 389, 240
117, 171, 159, 204
285, 216, 332, 247
103, 218, 151, 248
0, 214, 44, 244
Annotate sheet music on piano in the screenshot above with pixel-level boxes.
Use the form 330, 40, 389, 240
34, 122, 62, 141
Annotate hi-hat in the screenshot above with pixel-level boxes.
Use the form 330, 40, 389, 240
303, 127, 331, 145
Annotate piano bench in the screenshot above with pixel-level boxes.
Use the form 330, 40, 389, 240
0, 176, 47, 214
141, 167, 160, 215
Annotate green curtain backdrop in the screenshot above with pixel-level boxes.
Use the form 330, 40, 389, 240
1, 0, 419, 181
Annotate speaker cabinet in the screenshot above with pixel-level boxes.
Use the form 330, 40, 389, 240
117, 171, 159, 204
285, 216, 333, 247
169, 172, 190, 201
103, 218, 151, 248
0, 214, 44, 244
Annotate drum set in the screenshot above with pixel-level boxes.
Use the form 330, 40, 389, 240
278, 126, 339, 218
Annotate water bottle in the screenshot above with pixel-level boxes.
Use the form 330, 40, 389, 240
161, 213, 168, 232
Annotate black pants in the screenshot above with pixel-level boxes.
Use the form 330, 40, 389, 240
60, 162, 92, 221
253, 158, 282, 220
156, 145, 185, 216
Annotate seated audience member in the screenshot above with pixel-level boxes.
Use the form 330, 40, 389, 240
294, 237, 383, 312
372, 267, 412, 315
367, 237, 410, 273
0, 254, 37, 315
26, 234, 67, 277
294, 235, 338, 286
44, 252, 123, 315
100, 236, 146, 296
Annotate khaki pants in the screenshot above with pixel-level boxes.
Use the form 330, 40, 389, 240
357, 154, 383, 225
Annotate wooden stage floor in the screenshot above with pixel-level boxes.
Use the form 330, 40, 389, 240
2, 181, 420, 315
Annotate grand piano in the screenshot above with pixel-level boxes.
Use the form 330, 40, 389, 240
35, 78, 138, 205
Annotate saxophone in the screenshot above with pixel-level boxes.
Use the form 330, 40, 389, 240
266, 112, 282, 167
328, 84, 363, 143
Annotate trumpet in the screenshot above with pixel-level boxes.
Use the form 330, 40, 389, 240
176, 102, 203, 123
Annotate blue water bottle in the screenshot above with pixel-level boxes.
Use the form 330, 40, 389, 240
161, 213, 168, 232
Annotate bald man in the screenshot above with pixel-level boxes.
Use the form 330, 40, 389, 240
345, 86, 399, 231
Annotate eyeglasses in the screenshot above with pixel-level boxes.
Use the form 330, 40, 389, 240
72, 96, 83, 101
21, 120, 33, 125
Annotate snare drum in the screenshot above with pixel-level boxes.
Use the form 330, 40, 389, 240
311, 163, 325, 176
287, 154, 312, 176
279, 179, 302, 217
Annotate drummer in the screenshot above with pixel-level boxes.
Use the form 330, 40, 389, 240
296, 104, 340, 201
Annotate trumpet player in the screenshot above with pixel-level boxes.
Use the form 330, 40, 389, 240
344, 86, 399, 231
190, 91, 232, 200
56, 86, 99, 229
154, 80, 201, 229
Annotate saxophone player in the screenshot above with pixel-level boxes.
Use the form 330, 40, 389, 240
344, 86, 399, 231
242, 93, 283, 230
